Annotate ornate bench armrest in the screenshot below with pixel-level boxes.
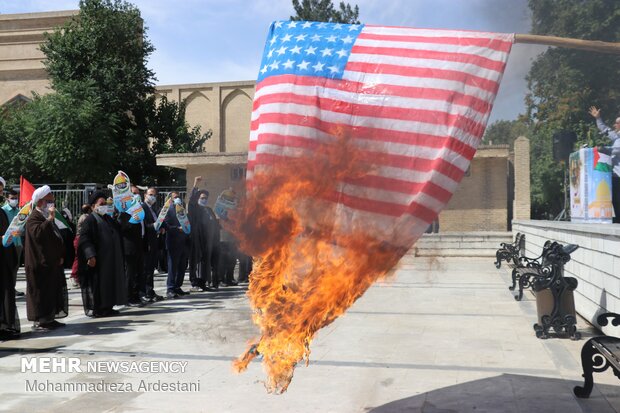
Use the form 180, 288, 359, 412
597, 313, 620, 328
519, 255, 543, 266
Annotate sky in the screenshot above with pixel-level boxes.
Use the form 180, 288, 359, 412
1, 0, 547, 123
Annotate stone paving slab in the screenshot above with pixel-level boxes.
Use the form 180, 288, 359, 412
0, 257, 619, 412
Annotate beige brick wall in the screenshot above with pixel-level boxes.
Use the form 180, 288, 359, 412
513, 136, 531, 220
0, 11, 77, 104
439, 156, 509, 231
155, 81, 255, 153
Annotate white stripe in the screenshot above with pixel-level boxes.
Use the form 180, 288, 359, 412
341, 70, 497, 103
254, 82, 491, 121
250, 102, 485, 152
308, 199, 432, 245
348, 52, 503, 82
354, 38, 509, 61
339, 183, 446, 213
375, 165, 460, 193
251, 122, 472, 171
363, 26, 515, 42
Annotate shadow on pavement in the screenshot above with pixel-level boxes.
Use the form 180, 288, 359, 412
367, 374, 620, 413
125, 303, 225, 317
0, 345, 65, 359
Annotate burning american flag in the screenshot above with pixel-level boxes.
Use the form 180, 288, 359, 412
231, 21, 513, 392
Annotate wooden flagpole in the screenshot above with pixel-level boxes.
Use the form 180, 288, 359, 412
514, 34, 620, 54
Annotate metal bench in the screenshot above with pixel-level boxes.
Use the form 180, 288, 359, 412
494, 232, 524, 269
530, 243, 580, 339
574, 313, 620, 398
509, 240, 555, 301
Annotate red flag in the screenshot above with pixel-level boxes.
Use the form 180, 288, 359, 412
19, 176, 35, 207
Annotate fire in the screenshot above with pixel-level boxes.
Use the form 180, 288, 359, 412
229, 131, 407, 393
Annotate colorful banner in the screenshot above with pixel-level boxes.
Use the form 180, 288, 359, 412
2, 202, 32, 247
570, 148, 613, 223
214, 188, 238, 220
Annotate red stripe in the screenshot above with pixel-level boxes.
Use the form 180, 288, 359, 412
250, 113, 479, 159
342, 175, 453, 203
352, 45, 506, 72
248, 151, 465, 186
323, 190, 438, 223
252, 92, 488, 138
256, 74, 493, 112
345, 61, 500, 94
257, 74, 351, 93
248, 135, 457, 202
356, 32, 512, 53
326, 192, 437, 224
247, 154, 438, 222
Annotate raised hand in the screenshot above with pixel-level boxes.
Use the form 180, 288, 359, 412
589, 106, 601, 119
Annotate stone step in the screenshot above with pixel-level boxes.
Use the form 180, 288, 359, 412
413, 248, 497, 257
407, 232, 512, 257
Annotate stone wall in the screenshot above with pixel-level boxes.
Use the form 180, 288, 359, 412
512, 220, 620, 336
155, 81, 254, 153
0, 11, 76, 104
513, 137, 531, 220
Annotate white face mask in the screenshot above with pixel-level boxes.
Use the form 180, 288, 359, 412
198, 198, 208, 207
39, 201, 54, 217
95, 205, 108, 216
173, 197, 182, 206
8, 199, 18, 208
146, 194, 156, 205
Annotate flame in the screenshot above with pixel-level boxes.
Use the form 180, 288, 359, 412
229, 130, 407, 393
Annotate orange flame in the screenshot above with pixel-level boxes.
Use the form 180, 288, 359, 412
229, 130, 407, 393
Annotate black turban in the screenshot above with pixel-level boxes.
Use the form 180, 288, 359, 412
89, 190, 107, 205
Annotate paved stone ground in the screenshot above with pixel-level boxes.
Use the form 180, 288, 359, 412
0, 257, 619, 412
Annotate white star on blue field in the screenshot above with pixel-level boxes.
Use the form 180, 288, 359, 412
258, 20, 362, 81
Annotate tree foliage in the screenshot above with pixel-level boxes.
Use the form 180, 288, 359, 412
0, 104, 41, 183
41, 0, 155, 114
525, 0, 620, 218
482, 119, 530, 148
23, 82, 119, 183
290, 0, 360, 24
148, 96, 208, 184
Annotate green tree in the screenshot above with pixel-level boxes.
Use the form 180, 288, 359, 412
290, 0, 360, 24
482, 119, 530, 148
0, 104, 41, 183
525, 0, 620, 218
147, 96, 208, 185
24, 82, 120, 183
39, 0, 154, 183
18, 0, 205, 186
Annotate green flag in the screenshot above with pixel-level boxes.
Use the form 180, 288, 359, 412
54, 210, 71, 231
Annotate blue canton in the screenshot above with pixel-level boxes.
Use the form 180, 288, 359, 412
257, 20, 364, 82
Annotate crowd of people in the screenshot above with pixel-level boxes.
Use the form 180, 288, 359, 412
0, 176, 251, 338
